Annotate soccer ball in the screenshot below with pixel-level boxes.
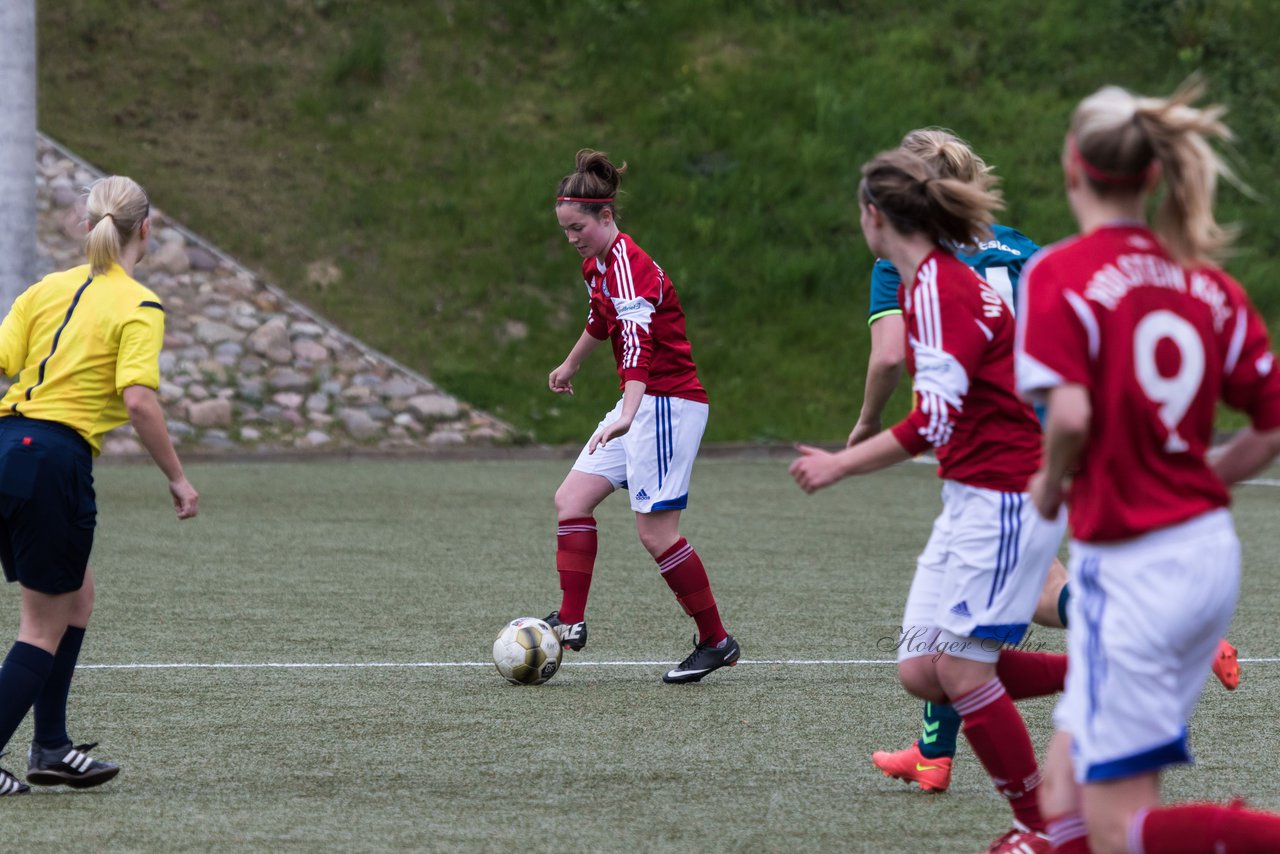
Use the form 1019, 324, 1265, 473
492, 617, 562, 685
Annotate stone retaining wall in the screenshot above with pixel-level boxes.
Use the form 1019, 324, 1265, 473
26, 136, 517, 457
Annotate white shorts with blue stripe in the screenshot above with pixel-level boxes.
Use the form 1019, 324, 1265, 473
1054, 509, 1238, 784
571, 394, 708, 514
896, 480, 1066, 663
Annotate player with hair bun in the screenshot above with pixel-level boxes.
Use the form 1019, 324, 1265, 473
0, 176, 198, 797
792, 149, 1069, 854
545, 149, 739, 684
1020, 79, 1280, 854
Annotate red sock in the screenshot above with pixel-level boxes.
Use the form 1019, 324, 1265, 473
555, 517, 597, 624
1046, 812, 1089, 853
952, 678, 1044, 832
1136, 802, 1280, 852
656, 538, 727, 645
996, 650, 1068, 700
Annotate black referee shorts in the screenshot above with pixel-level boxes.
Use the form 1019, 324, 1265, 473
0, 417, 96, 594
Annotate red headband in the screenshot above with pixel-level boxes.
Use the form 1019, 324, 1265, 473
1068, 136, 1156, 188
556, 196, 614, 204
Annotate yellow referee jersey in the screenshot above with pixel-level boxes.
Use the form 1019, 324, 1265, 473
0, 263, 165, 454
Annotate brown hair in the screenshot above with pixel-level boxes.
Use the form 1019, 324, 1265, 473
555, 149, 626, 217
85, 176, 150, 276
900, 128, 992, 185
1069, 78, 1239, 262
859, 149, 1003, 249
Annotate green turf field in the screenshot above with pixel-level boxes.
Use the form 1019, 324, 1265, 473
4, 458, 1277, 851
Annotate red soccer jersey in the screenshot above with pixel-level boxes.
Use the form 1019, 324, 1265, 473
1016, 223, 1280, 542
581, 233, 707, 402
889, 250, 1042, 492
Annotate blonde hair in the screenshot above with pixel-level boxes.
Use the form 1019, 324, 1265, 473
1070, 78, 1239, 263
900, 128, 992, 185
859, 149, 1003, 249
84, 176, 150, 275
555, 149, 626, 217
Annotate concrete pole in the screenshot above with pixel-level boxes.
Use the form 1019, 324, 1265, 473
0, 0, 37, 312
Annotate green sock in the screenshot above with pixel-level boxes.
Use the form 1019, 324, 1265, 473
917, 701, 960, 759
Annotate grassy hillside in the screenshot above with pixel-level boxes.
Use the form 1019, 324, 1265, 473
37, 0, 1280, 442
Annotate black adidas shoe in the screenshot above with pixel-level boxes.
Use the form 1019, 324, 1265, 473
663, 634, 741, 684
0, 752, 29, 796
27, 742, 120, 789
545, 611, 588, 651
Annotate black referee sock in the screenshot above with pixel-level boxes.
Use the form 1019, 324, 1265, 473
0, 642, 54, 753
34, 626, 86, 750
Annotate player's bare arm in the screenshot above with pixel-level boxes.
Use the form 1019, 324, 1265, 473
849, 313, 906, 446
124, 385, 199, 520
790, 429, 911, 493
549, 329, 604, 395
589, 379, 645, 454
1209, 426, 1280, 486
1030, 384, 1090, 520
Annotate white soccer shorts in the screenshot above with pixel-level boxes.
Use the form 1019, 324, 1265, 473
896, 480, 1066, 664
571, 394, 708, 514
1054, 509, 1239, 784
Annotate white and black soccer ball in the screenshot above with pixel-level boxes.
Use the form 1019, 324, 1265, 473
492, 617, 562, 685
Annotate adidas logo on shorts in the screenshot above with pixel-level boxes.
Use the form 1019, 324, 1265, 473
949, 600, 972, 617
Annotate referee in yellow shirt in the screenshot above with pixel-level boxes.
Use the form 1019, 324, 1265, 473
0, 176, 198, 796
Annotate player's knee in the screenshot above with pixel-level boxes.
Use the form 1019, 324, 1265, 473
553, 485, 575, 517
17, 619, 69, 654
70, 585, 94, 625
554, 484, 593, 519
897, 658, 945, 703
1037, 765, 1074, 819
636, 527, 675, 559
1085, 820, 1129, 854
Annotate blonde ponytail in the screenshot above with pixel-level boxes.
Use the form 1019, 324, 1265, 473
84, 176, 150, 275
860, 149, 1003, 249
900, 128, 992, 185
1070, 78, 1241, 263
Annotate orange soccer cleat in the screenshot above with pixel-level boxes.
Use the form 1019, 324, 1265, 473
1212, 638, 1241, 691
871, 741, 952, 793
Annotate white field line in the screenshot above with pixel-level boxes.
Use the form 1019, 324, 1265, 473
74, 469, 1280, 675
77, 657, 1280, 671
77, 659, 898, 671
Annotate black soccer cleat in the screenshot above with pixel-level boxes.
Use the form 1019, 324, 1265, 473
663, 633, 741, 684
545, 611, 588, 652
27, 742, 120, 789
0, 752, 29, 796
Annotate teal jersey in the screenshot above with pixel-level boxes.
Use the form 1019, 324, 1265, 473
866, 224, 1039, 324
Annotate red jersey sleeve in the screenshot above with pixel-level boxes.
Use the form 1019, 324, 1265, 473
584, 302, 608, 341
610, 242, 661, 385
890, 257, 997, 454
1213, 272, 1280, 430
1015, 248, 1094, 401
580, 263, 608, 341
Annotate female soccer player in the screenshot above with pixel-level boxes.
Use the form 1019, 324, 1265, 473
860, 129, 1239, 798
1019, 81, 1280, 854
545, 150, 738, 684
855, 128, 1071, 797
791, 149, 1067, 854
0, 176, 199, 796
